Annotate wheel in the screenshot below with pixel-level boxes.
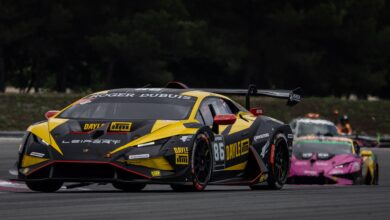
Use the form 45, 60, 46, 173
252, 133, 289, 190
112, 182, 146, 192
26, 180, 63, 192
171, 133, 212, 192
191, 133, 213, 191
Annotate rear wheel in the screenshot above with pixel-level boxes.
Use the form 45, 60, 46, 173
251, 133, 289, 190
170, 133, 212, 192
26, 180, 63, 192
112, 182, 146, 192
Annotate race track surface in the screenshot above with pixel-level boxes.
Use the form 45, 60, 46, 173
0, 138, 389, 220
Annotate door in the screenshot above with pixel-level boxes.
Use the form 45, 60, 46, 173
196, 97, 253, 174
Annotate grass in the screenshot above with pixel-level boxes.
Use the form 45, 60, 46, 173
0, 94, 389, 135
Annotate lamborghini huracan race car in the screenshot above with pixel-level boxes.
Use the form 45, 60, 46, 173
14, 83, 301, 192
289, 118, 379, 185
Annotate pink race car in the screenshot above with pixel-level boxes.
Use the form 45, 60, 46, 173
288, 136, 362, 185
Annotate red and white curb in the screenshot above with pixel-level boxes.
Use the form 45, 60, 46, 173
0, 179, 29, 192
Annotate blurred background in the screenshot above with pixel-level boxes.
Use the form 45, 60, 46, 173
0, 0, 389, 133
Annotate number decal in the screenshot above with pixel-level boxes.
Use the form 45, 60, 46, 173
213, 142, 225, 161
218, 142, 225, 161
212, 135, 226, 170
213, 143, 219, 161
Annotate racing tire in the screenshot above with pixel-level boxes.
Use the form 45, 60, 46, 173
112, 182, 146, 192
252, 133, 289, 190
170, 132, 212, 192
26, 180, 63, 192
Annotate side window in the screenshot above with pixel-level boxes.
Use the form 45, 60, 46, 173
213, 98, 233, 115
198, 97, 234, 126
195, 111, 205, 124
199, 101, 214, 126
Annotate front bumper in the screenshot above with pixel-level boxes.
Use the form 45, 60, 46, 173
288, 172, 360, 185
17, 160, 187, 184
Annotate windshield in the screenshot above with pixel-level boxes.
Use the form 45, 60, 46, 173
294, 140, 353, 155
297, 122, 338, 137
59, 93, 197, 120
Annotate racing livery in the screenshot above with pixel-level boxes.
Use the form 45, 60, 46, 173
289, 136, 378, 185
14, 83, 301, 192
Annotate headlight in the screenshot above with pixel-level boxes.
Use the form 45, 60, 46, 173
351, 162, 361, 172
334, 164, 345, 169
334, 162, 360, 171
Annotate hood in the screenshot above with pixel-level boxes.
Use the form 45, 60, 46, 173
28, 118, 198, 160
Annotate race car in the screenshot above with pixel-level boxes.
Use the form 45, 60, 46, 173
13, 82, 301, 192
289, 117, 339, 139
288, 136, 379, 185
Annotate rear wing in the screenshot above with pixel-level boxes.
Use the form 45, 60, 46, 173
166, 82, 302, 109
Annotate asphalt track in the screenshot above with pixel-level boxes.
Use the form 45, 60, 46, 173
0, 138, 389, 220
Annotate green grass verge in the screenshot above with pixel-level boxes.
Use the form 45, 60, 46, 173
0, 94, 389, 135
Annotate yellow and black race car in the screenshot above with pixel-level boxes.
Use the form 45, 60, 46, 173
14, 82, 301, 192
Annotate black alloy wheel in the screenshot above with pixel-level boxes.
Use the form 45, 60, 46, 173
171, 133, 212, 192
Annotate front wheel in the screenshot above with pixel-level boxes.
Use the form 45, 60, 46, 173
26, 180, 63, 192
171, 133, 213, 192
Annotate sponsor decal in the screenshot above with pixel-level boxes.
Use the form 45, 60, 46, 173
109, 122, 132, 132
253, 133, 269, 142
316, 161, 329, 166
259, 174, 268, 183
90, 92, 192, 100
179, 135, 193, 142
128, 154, 150, 160
225, 138, 250, 161
62, 139, 121, 145
303, 170, 318, 176
83, 123, 104, 131
260, 141, 269, 158
151, 170, 161, 177
174, 147, 189, 165
138, 93, 192, 100
91, 93, 135, 98
29, 152, 45, 158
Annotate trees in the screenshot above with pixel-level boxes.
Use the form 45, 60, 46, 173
0, 0, 389, 98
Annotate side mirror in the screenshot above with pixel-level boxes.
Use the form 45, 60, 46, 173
360, 150, 373, 157
213, 114, 237, 125
250, 107, 264, 116
45, 110, 60, 119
